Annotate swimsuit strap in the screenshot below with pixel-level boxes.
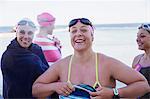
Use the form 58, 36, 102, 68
135, 54, 144, 70
93, 53, 101, 88
67, 53, 101, 88
67, 55, 73, 83
137, 54, 144, 64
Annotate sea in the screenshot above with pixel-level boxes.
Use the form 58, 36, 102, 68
0, 23, 143, 96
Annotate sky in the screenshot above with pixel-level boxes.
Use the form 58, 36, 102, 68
0, 0, 150, 26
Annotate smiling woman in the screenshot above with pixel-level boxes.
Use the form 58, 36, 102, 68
32, 18, 150, 99
132, 23, 150, 98
16, 18, 37, 48
1, 18, 49, 98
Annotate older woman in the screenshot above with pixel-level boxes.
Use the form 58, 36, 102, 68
32, 18, 149, 99
1, 18, 48, 98
132, 23, 150, 98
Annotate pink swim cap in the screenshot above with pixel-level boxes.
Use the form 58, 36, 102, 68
37, 12, 55, 27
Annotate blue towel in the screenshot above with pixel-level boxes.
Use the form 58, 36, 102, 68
1, 38, 49, 98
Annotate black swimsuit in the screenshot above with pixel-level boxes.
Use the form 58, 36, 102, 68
135, 55, 150, 99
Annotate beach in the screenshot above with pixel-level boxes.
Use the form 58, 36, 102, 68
0, 27, 142, 96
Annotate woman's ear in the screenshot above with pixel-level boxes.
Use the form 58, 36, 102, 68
91, 32, 94, 41
90, 27, 94, 41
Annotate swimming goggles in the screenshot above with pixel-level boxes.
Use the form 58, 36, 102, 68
69, 18, 93, 27
138, 23, 150, 33
17, 20, 36, 29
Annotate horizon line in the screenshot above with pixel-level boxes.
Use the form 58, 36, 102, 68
0, 22, 148, 27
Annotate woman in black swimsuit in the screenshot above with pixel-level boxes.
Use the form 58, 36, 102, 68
132, 23, 150, 98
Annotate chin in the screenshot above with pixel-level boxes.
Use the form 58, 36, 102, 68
23, 46, 29, 48
21, 44, 30, 48
74, 47, 86, 52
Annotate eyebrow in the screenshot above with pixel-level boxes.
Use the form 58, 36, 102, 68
29, 31, 34, 33
71, 27, 77, 29
19, 29, 24, 31
80, 26, 88, 28
137, 33, 147, 36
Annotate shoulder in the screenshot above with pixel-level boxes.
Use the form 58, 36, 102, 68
132, 54, 143, 68
30, 43, 44, 56
133, 54, 143, 62
31, 43, 43, 53
98, 53, 117, 65
1, 50, 14, 68
32, 43, 42, 49
1, 49, 12, 59
98, 53, 129, 71
50, 55, 72, 70
44, 55, 71, 78
54, 55, 71, 65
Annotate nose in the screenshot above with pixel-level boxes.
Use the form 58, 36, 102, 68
136, 37, 140, 43
23, 33, 29, 39
76, 30, 82, 36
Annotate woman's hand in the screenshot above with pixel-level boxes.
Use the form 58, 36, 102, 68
90, 87, 114, 99
53, 82, 75, 96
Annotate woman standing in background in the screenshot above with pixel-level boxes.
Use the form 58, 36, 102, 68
34, 12, 62, 66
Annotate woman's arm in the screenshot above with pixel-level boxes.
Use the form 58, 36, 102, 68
32, 58, 75, 98
90, 56, 150, 98
110, 57, 150, 98
32, 64, 59, 97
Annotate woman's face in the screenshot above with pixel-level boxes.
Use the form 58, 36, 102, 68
69, 22, 94, 52
136, 29, 150, 50
16, 25, 35, 48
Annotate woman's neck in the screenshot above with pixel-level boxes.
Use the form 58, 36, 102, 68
74, 50, 95, 63
37, 32, 48, 37
144, 49, 150, 60
38, 29, 52, 36
143, 53, 150, 60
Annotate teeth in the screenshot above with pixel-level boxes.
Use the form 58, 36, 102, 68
76, 40, 83, 42
75, 39, 85, 43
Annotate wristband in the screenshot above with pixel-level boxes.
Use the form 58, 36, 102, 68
112, 88, 120, 99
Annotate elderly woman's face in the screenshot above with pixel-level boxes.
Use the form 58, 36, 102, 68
16, 25, 35, 48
